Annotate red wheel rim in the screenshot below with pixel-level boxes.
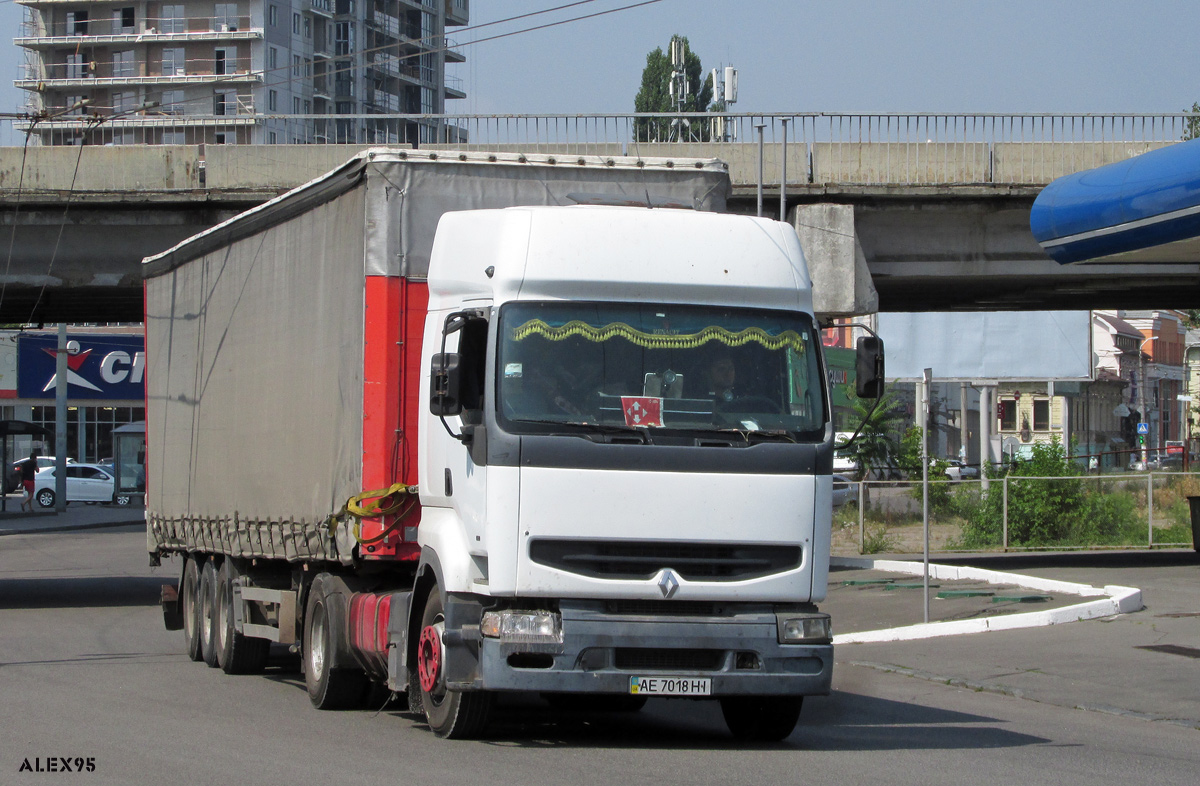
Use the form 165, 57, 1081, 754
417, 625, 441, 693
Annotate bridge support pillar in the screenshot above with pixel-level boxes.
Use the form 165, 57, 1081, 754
791, 203, 878, 318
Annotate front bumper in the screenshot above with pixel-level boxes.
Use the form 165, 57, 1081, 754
458, 601, 832, 696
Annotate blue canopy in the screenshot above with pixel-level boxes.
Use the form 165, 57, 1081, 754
1030, 138, 1200, 264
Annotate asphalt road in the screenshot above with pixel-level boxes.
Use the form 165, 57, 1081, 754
1, 527, 1198, 786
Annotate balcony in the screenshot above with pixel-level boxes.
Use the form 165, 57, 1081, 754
366, 11, 401, 39
16, 16, 262, 48
444, 38, 465, 64
18, 59, 262, 90
307, 0, 334, 18
443, 74, 465, 100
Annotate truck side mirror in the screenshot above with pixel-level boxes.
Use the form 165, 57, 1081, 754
430, 353, 463, 416
855, 336, 885, 399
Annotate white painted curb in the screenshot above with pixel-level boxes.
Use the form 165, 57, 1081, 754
829, 556, 1143, 645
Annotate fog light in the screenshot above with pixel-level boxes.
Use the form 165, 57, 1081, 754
777, 614, 832, 644
481, 611, 562, 644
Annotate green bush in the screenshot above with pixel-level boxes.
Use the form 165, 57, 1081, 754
956, 439, 1148, 548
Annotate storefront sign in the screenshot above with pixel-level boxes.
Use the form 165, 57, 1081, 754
17, 335, 145, 400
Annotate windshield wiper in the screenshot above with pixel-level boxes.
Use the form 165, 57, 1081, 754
511, 418, 653, 444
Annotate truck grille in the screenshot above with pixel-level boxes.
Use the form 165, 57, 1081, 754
614, 648, 725, 671
604, 600, 722, 616
529, 539, 801, 581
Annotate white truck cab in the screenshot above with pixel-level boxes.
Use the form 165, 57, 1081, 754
414, 205, 880, 739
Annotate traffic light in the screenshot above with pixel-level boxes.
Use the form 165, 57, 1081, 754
1139, 434, 1146, 446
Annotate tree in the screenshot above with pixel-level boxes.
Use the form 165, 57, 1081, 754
839, 388, 906, 480
1184, 102, 1200, 141
633, 35, 715, 142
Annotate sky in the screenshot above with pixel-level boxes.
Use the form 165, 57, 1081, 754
0, 0, 1198, 125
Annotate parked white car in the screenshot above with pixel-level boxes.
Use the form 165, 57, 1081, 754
942, 460, 980, 481
832, 474, 860, 508
5, 456, 74, 493
33, 463, 133, 507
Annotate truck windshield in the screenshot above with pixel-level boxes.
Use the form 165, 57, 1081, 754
497, 302, 826, 439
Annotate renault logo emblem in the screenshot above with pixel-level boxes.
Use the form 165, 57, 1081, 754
657, 570, 680, 599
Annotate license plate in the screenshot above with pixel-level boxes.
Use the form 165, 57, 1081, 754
629, 676, 712, 696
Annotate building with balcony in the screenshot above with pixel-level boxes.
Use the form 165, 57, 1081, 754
14, 0, 469, 145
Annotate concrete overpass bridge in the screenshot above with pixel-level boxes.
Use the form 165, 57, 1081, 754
2, 112, 1198, 322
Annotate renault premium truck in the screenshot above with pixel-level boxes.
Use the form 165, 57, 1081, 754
145, 148, 882, 741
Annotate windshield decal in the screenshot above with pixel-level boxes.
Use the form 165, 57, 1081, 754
510, 319, 809, 354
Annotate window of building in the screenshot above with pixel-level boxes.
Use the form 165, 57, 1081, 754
215, 4, 239, 32
161, 89, 184, 114
67, 11, 90, 36
268, 46, 277, 71
214, 90, 238, 116
113, 50, 137, 78
66, 54, 86, 80
334, 22, 355, 55
293, 54, 302, 77
112, 91, 136, 113
269, 131, 278, 144
303, 99, 310, 113
113, 7, 135, 33
304, 17, 311, 38
161, 48, 185, 76
30, 406, 145, 464
161, 5, 185, 34
420, 85, 434, 113
215, 47, 237, 76
268, 5, 278, 27
293, 13, 301, 35
215, 132, 231, 144
268, 89, 277, 111
1033, 399, 1050, 431
999, 399, 1017, 432
65, 94, 88, 115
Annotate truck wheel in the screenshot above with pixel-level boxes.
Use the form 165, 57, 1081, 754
304, 575, 368, 709
719, 696, 802, 742
216, 561, 270, 675
181, 556, 204, 662
417, 590, 492, 738
199, 560, 220, 668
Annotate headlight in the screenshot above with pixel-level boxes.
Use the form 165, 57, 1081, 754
777, 613, 832, 644
481, 611, 562, 644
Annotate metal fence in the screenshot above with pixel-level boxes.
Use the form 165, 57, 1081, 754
4, 112, 1198, 184
833, 471, 1200, 556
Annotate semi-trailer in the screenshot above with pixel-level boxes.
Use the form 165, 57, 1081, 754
144, 148, 882, 740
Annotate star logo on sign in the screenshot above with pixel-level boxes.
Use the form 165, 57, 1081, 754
41, 347, 102, 392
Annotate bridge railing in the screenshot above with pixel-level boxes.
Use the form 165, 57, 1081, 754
2, 113, 1197, 187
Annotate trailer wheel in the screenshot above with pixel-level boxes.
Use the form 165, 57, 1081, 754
417, 590, 492, 738
304, 575, 368, 709
181, 556, 204, 662
216, 561, 270, 675
199, 559, 220, 668
719, 696, 802, 742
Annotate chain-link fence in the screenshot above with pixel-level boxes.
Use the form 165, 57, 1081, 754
832, 471, 1200, 555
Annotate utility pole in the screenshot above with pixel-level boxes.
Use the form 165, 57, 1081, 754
1138, 336, 1156, 467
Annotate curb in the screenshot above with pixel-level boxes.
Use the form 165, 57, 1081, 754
0, 519, 144, 537
830, 556, 1143, 644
